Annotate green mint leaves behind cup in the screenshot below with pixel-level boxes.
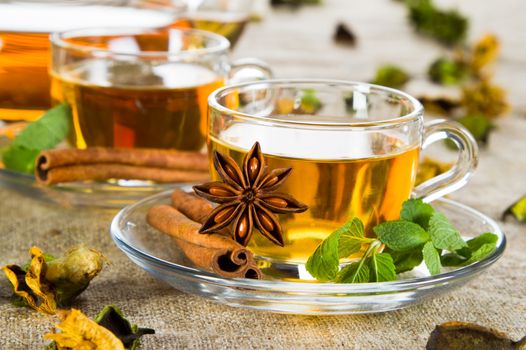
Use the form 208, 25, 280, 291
371, 64, 409, 89
428, 57, 468, 85
406, 0, 468, 46
306, 199, 499, 283
2, 104, 72, 174
445, 114, 494, 149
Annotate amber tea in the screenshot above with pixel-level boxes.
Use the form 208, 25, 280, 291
209, 126, 420, 263
0, 2, 176, 120
0, 31, 50, 120
174, 0, 253, 47
52, 61, 224, 150
177, 12, 248, 47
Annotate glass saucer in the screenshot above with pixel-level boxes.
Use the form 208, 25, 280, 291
0, 167, 176, 208
0, 131, 185, 208
110, 187, 506, 315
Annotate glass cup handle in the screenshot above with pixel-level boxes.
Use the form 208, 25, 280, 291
229, 58, 273, 83
412, 119, 479, 203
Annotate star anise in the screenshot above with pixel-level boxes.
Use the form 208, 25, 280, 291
193, 142, 308, 247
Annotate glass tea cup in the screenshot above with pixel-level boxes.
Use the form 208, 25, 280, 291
0, 0, 186, 121
50, 27, 271, 151
208, 79, 478, 263
176, 0, 255, 47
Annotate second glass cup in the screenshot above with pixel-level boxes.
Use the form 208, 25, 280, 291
50, 27, 270, 151
208, 79, 478, 263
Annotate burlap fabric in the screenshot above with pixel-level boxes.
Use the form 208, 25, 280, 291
1, 0, 526, 348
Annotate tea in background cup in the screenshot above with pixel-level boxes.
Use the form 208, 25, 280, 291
0, 0, 184, 120
177, 0, 254, 47
50, 27, 271, 151
208, 80, 478, 263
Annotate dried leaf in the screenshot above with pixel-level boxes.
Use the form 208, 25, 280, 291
270, 0, 321, 7
426, 321, 526, 350
45, 309, 125, 350
502, 195, 526, 222
45, 246, 104, 307
462, 80, 510, 118
95, 305, 155, 350
2, 247, 56, 314
2, 245, 103, 314
333, 22, 356, 46
471, 34, 500, 75
416, 157, 452, 186
418, 95, 462, 116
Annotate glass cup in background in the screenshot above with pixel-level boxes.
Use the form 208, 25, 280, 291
208, 79, 478, 263
50, 27, 271, 151
0, 0, 185, 121
176, 0, 254, 47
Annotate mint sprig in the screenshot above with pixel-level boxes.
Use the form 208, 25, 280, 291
306, 198, 499, 283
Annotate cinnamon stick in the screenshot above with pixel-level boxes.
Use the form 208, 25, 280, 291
35, 148, 210, 185
171, 189, 214, 224
147, 205, 262, 279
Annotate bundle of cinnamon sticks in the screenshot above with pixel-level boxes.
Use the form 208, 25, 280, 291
147, 189, 262, 280
35, 147, 210, 185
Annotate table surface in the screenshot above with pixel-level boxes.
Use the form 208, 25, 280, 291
1, 0, 526, 349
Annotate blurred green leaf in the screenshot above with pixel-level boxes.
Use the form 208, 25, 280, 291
503, 195, 526, 222
406, 0, 468, 46
371, 64, 409, 88
428, 57, 468, 85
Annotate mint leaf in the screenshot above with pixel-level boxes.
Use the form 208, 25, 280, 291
11, 104, 71, 150
441, 253, 467, 266
457, 232, 498, 258
422, 241, 441, 275
306, 218, 366, 281
428, 212, 467, 251
441, 233, 498, 266
335, 261, 370, 283
2, 104, 72, 173
305, 231, 340, 281
338, 217, 365, 258
2, 146, 41, 173
462, 242, 496, 265
374, 220, 430, 251
400, 198, 435, 229
388, 249, 424, 273
368, 252, 396, 282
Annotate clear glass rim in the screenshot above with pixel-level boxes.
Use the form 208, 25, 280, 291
208, 79, 425, 129
50, 27, 230, 59
110, 190, 506, 294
